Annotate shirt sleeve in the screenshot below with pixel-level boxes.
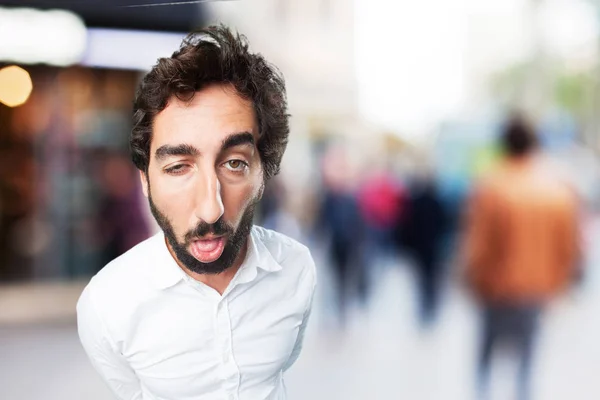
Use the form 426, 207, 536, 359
77, 285, 143, 400
283, 248, 317, 372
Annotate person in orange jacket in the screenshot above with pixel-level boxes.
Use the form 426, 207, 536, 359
463, 113, 581, 400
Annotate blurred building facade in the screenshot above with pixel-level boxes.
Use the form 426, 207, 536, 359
0, 2, 210, 282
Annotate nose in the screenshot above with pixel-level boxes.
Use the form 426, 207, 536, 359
194, 168, 225, 225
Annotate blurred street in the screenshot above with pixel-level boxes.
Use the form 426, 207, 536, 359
3, 215, 600, 400
3, 1, 600, 399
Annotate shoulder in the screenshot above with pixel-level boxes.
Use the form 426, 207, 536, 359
253, 225, 310, 258
77, 233, 163, 329
253, 226, 316, 285
88, 233, 162, 292
470, 166, 508, 202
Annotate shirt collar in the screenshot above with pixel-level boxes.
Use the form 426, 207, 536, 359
150, 226, 282, 290
150, 231, 187, 290
246, 226, 283, 273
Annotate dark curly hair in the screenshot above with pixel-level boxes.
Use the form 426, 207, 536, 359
130, 24, 289, 181
501, 113, 537, 157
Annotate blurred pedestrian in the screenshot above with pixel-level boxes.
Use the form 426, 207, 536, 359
318, 145, 365, 326
398, 175, 447, 327
463, 114, 581, 400
357, 166, 406, 303
358, 166, 405, 257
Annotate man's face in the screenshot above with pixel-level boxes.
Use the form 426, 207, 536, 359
142, 83, 264, 275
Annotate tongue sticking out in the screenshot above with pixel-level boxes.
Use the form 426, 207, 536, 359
190, 237, 226, 263
194, 240, 220, 252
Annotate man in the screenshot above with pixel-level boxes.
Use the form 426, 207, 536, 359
463, 114, 580, 400
77, 25, 316, 400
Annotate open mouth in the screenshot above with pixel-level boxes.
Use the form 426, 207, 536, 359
189, 236, 227, 263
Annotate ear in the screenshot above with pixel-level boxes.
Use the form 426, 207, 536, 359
140, 170, 149, 198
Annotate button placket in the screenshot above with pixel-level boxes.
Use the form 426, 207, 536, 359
216, 298, 240, 398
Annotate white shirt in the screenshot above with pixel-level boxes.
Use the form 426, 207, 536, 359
77, 226, 316, 400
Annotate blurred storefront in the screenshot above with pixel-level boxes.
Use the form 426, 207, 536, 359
0, 2, 208, 282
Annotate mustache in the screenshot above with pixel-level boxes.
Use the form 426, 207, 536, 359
184, 218, 233, 242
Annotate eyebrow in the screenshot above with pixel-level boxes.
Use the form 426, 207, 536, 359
221, 132, 255, 152
153, 132, 255, 163
154, 143, 199, 162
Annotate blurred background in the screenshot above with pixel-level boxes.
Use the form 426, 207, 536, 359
2, 0, 600, 399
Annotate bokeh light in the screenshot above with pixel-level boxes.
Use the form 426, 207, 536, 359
0, 65, 33, 107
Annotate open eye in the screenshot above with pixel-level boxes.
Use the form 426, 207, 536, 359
224, 159, 248, 172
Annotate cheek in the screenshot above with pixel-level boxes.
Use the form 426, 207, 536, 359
149, 175, 196, 231
221, 178, 261, 224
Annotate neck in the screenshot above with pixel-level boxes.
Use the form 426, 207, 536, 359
508, 153, 534, 164
165, 236, 249, 295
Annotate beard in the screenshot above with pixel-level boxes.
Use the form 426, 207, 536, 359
148, 190, 257, 275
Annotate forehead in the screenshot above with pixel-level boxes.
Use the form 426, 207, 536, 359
152, 84, 257, 152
